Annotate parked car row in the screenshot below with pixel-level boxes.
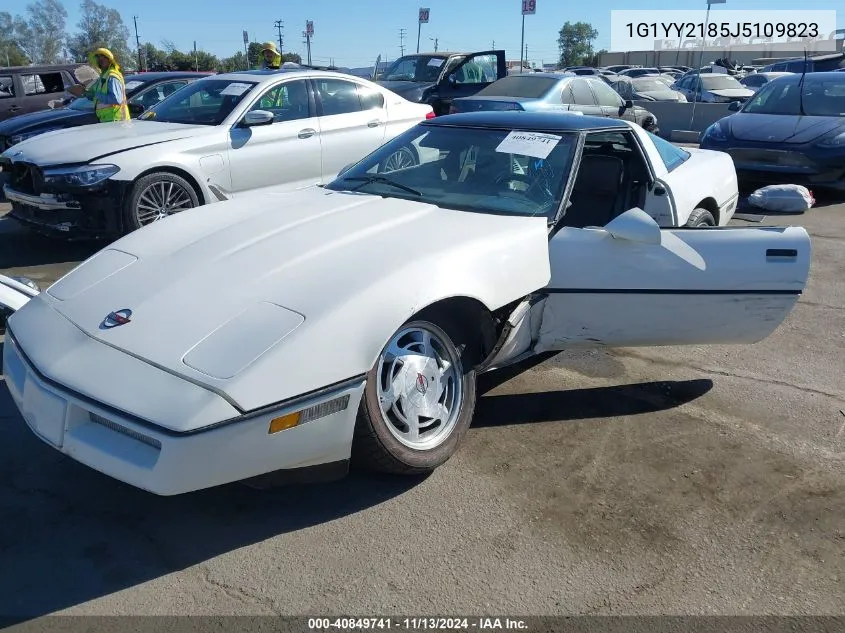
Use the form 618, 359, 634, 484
2, 109, 808, 495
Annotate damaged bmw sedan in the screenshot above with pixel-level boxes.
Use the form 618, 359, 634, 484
2, 112, 811, 496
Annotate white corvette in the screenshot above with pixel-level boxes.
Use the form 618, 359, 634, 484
0, 70, 433, 239
0, 275, 39, 333
2, 112, 810, 496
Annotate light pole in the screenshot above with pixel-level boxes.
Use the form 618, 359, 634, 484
690, 0, 726, 128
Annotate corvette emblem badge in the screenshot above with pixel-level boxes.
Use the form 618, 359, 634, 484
415, 373, 429, 394
101, 309, 132, 329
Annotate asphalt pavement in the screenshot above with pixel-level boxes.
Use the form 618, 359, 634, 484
1, 196, 843, 619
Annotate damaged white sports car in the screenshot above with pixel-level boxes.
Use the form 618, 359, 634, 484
2, 112, 810, 496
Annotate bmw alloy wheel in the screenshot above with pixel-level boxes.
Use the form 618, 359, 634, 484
135, 180, 196, 226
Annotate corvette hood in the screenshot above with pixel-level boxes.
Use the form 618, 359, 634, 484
727, 113, 845, 143
2, 120, 206, 166
30, 187, 550, 411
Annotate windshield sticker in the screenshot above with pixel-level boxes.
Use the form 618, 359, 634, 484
220, 82, 251, 96
428, 58, 442, 67
124, 81, 144, 91
495, 131, 562, 159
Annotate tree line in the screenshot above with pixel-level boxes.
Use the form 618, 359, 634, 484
1, 1, 601, 74
0, 0, 301, 72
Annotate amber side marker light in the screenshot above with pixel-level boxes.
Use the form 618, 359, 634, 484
268, 395, 351, 434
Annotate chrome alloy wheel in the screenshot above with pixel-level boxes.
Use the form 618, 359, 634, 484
135, 180, 195, 226
376, 324, 463, 451
381, 147, 416, 173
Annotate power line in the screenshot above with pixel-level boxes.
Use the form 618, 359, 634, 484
274, 19, 284, 57
399, 28, 406, 56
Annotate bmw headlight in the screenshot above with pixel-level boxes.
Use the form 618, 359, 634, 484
703, 121, 728, 142
817, 131, 845, 147
43, 164, 120, 187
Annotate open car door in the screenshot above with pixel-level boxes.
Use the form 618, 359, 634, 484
534, 208, 810, 350
435, 50, 508, 115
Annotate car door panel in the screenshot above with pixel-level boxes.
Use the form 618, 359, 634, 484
228, 78, 322, 194
436, 51, 507, 112
534, 209, 810, 350
314, 77, 387, 181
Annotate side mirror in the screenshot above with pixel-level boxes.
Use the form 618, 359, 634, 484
128, 102, 145, 116
242, 110, 274, 126
624, 99, 633, 109
447, 73, 457, 86
728, 101, 741, 111
604, 208, 661, 244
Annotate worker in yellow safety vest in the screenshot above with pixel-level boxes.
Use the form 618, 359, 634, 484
68, 47, 129, 122
259, 42, 282, 70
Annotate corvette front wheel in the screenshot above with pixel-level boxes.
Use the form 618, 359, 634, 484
352, 318, 477, 475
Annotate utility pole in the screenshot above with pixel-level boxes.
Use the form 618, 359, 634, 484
430, 37, 438, 52
274, 20, 284, 57
399, 28, 406, 56
492, 40, 495, 48
133, 15, 142, 71
193, 40, 198, 71
525, 44, 528, 70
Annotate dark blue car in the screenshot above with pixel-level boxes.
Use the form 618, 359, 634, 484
700, 71, 845, 190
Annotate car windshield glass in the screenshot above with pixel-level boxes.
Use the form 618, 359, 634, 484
742, 77, 845, 116
325, 124, 579, 221
68, 97, 95, 111
633, 78, 669, 92
700, 75, 743, 90
137, 79, 257, 125
382, 55, 447, 82
476, 75, 557, 98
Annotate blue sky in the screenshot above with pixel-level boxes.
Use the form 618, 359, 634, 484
5, 0, 844, 67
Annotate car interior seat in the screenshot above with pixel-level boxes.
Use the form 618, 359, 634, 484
560, 154, 625, 228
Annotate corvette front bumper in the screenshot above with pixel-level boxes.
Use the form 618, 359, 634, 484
3, 304, 365, 496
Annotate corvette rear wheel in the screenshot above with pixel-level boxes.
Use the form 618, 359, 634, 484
686, 207, 716, 227
352, 318, 477, 475
123, 172, 200, 233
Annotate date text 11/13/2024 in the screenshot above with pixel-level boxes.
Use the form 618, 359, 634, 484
625, 21, 820, 39
308, 617, 529, 630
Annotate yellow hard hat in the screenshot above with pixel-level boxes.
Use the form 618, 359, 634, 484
261, 41, 279, 54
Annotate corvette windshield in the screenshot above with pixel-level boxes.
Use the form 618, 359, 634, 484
137, 79, 257, 125
326, 124, 578, 220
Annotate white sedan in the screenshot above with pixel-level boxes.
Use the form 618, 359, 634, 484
2, 112, 810, 496
0, 70, 434, 239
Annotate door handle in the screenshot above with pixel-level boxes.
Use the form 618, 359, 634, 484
9, 105, 21, 111
298, 128, 316, 139
766, 248, 797, 258
367, 120, 382, 128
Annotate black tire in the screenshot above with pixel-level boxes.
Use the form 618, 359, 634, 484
351, 317, 477, 475
686, 207, 716, 227
122, 171, 200, 234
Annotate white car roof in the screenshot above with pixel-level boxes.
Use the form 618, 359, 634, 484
205, 69, 369, 85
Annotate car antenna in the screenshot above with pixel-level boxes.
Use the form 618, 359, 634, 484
798, 48, 808, 117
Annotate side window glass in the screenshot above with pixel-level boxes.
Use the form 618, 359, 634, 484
453, 54, 498, 85
317, 79, 362, 116
0, 75, 14, 99
646, 131, 690, 172
357, 86, 385, 110
590, 80, 624, 106
22, 73, 65, 95
569, 79, 597, 105
252, 79, 311, 121
560, 85, 574, 104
